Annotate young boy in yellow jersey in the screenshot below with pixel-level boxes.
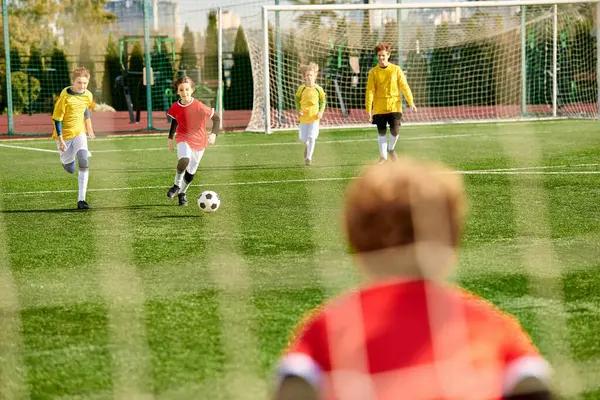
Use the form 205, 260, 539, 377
295, 62, 326, 165
52, 67, 95, 209
365, 42, 417, 164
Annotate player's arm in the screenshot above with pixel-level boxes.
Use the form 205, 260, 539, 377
398, 69, 417, 111
275, 309, 325, 400
211, 112, 221, 135
317, 86, 326, 118
168, 118, 178, 151
84, 108, 95, 139
206, 110, 221, 146
503, 377, 552, 400
52, 93, 67, 151
501, 316, 553, 400
365, 70, 375, 120
275, 376, 318, 400
295, 86, 303, 115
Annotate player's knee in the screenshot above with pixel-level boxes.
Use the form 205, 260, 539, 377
63, 161, 76, 174
76, 149, 89, 169
178, 158, 190, 171
184, 171, 195, 183
377, 130, 387, 136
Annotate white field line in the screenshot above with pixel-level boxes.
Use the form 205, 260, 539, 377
0, 143, 57, 153
0, 131, 530, 153
2, 166, 599, 197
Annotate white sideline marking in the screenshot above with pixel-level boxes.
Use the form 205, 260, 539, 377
2, 167, 598, 197
0, 131, 522, 154
0, 143, 57, 153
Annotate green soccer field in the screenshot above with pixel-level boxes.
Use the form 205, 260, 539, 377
0, 120, 599, 399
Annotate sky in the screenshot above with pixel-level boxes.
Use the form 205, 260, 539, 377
177, 0, 272, 35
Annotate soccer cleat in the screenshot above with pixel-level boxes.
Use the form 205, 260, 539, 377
388, 150, 398, 162
77, 200, 90, 210
305, 158, 312, 165
377, 157, 387, 165
178, 193, 188, 206
167, 184, 180, 199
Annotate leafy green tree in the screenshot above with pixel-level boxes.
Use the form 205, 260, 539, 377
225, 25, 253, 110
27, 44, 47, 112
102, 34, 124, 108
179, 24, 199, 82
79, 35, 96, 95
128, 42, 146, 110
204, 10, 218, 82
49, 46, 71, 97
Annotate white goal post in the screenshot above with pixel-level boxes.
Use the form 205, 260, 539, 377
246, 0, 600, 133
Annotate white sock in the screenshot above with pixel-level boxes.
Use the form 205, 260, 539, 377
388, 134, 399, 152
306, 138, 316, 160
378, 135, 388, 159
78, 169, 89, 202
174, 170, 184, 187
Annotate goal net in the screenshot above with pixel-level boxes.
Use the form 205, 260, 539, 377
244, 1, 599, 132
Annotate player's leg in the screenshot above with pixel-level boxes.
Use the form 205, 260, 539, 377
58, 138, 76, 174
298, 124, 309, 162
71, 133, 90, 209
178, 148, 205, 206
76, 149, 90, 209
387, 112, 402, 162
374, 114, 388, 163
167, 142, 190, 199
305, 121, 319, 165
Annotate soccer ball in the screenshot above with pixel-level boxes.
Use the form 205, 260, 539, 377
198, 190, 220, 212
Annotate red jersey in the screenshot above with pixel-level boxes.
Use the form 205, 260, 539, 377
279, 279, 550, 400
167, 99, 214, 151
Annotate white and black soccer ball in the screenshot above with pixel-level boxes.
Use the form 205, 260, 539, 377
197, 190, 220, 212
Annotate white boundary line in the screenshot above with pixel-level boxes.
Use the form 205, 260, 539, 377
0, 143, 57, 153
2, 166, 598, 197
0, 130, 533, 153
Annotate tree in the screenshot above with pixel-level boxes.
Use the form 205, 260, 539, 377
79, 35, 96, 95
295, 0, 339, 31
10, 47, 22, 73
204, 10, 218, 82
27, 44, 47, 112
225, 25, 253, 110
179, 24, 198, 81
4, 0, 115, 54
429, 22, 454, 107
49, 46, 71, 97
59, 0, 117, 49
128, 42, 146, 110
151, 41, 175, 111
102, 34, 124, 108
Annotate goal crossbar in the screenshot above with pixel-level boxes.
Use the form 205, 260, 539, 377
264, 0, 599, 12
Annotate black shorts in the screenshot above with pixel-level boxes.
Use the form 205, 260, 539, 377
372, 112, 402, 130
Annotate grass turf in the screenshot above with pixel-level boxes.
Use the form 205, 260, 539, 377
0, 120, 599, 398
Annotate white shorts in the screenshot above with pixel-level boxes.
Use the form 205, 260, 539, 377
299, 122, 319, 143
56, 133, 88, 165
177, 141, 205, 174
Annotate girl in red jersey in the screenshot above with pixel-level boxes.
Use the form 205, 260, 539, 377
166, 76, 220, 206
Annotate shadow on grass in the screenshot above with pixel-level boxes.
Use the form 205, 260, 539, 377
0, 204, 174, 214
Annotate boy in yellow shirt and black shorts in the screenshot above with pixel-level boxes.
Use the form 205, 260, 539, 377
365, 42, 417, 164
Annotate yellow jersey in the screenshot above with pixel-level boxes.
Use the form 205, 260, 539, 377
365, 63, 414, 116
52, 87, 93, 140
295, 84, 326, 124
